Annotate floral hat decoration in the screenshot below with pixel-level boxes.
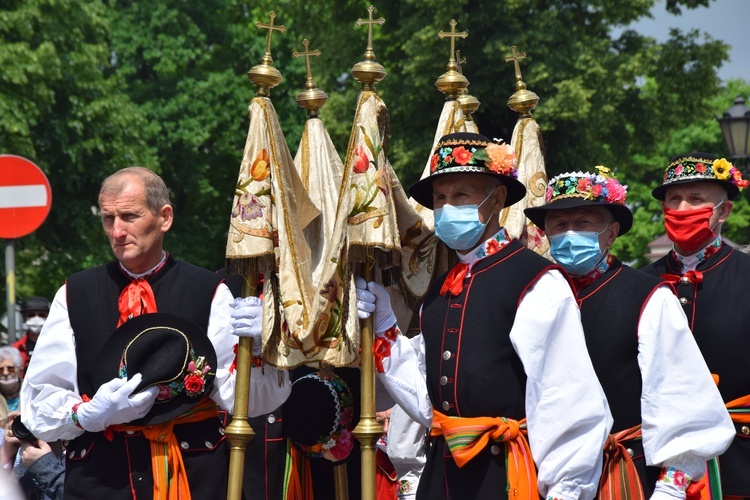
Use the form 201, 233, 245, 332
90, 312, 217, 426
524, 166, 633, 236
283, 371, 355, 463
652, 152, 748, 201
408, 132, 526, 209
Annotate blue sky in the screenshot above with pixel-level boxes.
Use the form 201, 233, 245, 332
621, 0, 749, 82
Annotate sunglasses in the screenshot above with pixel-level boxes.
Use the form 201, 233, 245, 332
23, 311, 48, 319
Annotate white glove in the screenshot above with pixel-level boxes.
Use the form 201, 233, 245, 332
76, 374, 159, 433
650, 482, 687, 500
355, 277, 397, 334
230, 296, 263, 355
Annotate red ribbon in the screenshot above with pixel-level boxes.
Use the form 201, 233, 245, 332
228, 344, 239, 374
685, 481, 705, 500
373, 337, 392, 373
117, 278, 158, 327
440, 263, 469, 297
660, 270, 703, 287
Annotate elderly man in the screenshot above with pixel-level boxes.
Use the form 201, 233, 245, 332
641, 153, 750, 499
21, 167, 288, 499
356, 133, 611, 500
525, 168, 733, 499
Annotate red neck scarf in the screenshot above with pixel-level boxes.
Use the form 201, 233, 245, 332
116, 257, 166, 326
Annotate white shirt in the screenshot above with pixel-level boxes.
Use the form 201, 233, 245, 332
377, 234, 613, 500
638, 285, 734, 477
20, 282, 290, 442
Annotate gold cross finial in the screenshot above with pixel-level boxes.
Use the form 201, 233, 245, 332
455, 50, 466, 75
293, 39, 321, 82
504, 45, 526, 81
438, 20, 467, 64
256, 11, 286, 56
357, 5, 385, 59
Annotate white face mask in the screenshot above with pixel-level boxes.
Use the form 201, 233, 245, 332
25, 316, 46, 334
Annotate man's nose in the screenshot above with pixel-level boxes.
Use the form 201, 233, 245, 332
112, 218, 128, 236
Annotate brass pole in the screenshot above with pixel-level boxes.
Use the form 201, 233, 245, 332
225, 279, 257, 500
333, 462, 350, 500
352, 260, 383, 500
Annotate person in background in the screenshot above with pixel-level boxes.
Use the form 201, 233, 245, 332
357, 133, 611, 499
641, 153, 750, 499
525, 167, 734, 499
0, 350, 22, 414
13, 298, 50, 378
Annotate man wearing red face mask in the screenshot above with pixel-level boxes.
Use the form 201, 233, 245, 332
642, 152, 750, 499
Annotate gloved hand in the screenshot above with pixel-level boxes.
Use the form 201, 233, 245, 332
230, 296, 263, 355
76, 374, 159, 433
355, 277, 397, 334
650, 481, 687, 500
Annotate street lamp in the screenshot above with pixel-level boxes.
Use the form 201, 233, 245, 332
715, 95, 750, 173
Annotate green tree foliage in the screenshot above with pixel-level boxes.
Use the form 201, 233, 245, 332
1, 0, 747, 312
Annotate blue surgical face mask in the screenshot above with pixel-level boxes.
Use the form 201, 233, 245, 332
434, 190, 494, 251
548, 226, 608, 275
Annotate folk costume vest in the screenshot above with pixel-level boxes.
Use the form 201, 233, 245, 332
578, 259, 665, 496
65, 257, 227, 500
417, 241, 558, 499
642, 244, 750, 496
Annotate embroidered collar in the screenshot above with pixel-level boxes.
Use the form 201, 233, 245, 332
120, 252, 168, 280
571, 252, 615, 291
458, 228, 512, 269
673, 235, 722, 273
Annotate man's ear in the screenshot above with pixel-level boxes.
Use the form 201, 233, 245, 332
160, 205, 174, 232
718, 200, 733, 224
491, 184, 508, 213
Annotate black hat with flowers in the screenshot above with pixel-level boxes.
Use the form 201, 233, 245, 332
90, 312, 217, 426
283, 371, 355, 463
524, 166, 633, 236
408, 132, 527, 209
652, 152, 748, 201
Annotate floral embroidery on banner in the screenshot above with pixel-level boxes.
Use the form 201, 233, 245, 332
348, 124, 391, 229
232, 148, 273, 225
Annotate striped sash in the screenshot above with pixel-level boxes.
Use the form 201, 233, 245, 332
430, 410, 537, 499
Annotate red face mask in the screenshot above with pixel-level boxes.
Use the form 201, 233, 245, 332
663, 202, 721, 254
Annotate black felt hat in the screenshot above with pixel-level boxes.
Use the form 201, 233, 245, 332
283, 372, 355, 463
651, 152, 748, 201
408, 132, 526, 209
91, 312, 217, 426
21, 297, 50, 313
524, 168, 633, 236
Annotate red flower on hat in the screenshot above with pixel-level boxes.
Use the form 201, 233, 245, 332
352, 145, 369, 174
184, 374, 205, 396
695, 162, 706, 173
674, 164, 684, 176
452, 146, 472, 166
430, 153, 439, 173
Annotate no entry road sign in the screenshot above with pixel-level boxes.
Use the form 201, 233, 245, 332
0, 155, 52, 239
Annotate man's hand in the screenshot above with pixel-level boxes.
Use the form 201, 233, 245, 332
355, 277, 397, 334
20, 439, 52, 468
230, 296, 263, 355
1, 411, 21, 467
76, 374, 159, 433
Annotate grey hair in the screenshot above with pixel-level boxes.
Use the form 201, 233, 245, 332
0, 346, 22, 369
99, 167, 171, 215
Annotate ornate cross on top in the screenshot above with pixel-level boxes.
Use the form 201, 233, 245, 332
293, 39, 321, 82
256, 11, 286, 56
356, 5, 385, 56
504, 45, 527, 81
438, 19, 467, 63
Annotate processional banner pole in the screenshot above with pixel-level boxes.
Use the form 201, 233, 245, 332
224, 12, 286, 500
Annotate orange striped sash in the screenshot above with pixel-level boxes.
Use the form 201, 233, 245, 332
111, 398, 219, 500
598, 424, 645, 500
431, 410, 537, 499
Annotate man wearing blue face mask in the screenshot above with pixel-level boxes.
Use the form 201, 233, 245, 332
356, 133, 613, 500
525, 167, 733, 500
641, 153, 750, 499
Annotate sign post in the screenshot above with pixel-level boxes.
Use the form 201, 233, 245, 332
0, 155, 52, 341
